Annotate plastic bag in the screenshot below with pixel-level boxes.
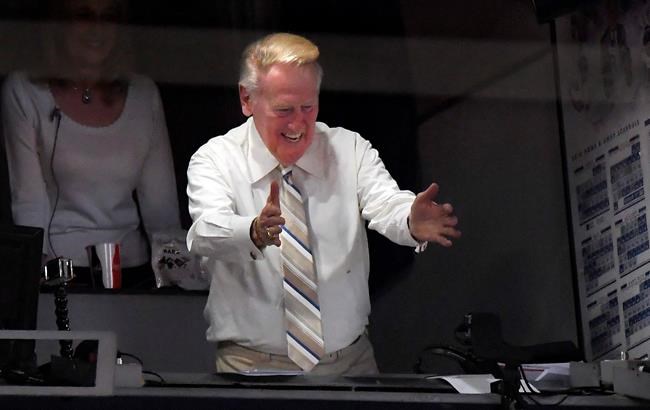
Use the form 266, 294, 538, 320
151, 229, 209, 290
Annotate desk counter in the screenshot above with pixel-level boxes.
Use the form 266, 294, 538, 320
1, 373, 648, 409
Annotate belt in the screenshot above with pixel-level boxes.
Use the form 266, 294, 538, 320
320, 333, 363, 361
218, 332, 365, 361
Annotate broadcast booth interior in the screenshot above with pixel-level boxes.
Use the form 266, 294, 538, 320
2, 1, 650, 407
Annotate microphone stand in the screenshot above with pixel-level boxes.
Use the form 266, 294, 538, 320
42, 258, 96, 386
43, 258, 74, 358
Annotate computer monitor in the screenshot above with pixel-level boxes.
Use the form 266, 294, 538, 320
0, 224, 44, 373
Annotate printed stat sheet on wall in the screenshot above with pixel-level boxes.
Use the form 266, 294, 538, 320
556, 0, 650, 361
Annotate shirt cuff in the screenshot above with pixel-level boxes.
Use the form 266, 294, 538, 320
406, 215, 428, 253
231, 215, 264, 261
406, 215, 429, 253
414, 241, 428, 253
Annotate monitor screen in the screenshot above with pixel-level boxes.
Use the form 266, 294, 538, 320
0, 224, 44, 373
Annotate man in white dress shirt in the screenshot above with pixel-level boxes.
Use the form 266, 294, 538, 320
186, 32, 460, 375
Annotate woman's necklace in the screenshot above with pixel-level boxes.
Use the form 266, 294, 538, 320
72, 86, 92, 104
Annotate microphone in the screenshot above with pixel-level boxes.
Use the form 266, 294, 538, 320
50, 107, 61, 122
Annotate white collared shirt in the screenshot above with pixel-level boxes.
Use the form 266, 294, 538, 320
187, 117, 423, 354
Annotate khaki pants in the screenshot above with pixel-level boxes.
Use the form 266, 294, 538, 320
216, 333, 379, 376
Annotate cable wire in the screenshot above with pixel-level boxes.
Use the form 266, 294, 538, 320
47, 108, 62, 258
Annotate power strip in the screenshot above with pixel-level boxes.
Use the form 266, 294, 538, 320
613, 365, 650, 400
114, 363, 144, 388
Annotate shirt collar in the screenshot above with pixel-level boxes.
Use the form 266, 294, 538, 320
248, 118, 277, 183
247, 117, 326, 183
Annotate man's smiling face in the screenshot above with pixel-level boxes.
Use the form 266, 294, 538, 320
240, 63, 320, 166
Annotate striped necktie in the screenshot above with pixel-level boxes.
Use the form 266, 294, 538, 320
279, 166, 325, 371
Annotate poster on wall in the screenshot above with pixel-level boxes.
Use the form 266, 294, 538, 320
555, 0, 650, 361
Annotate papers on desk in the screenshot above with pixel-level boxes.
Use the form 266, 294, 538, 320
426, 364, 571, 395
236, 369, 304, 377
521, 362, 570, 383
426, 374, 498, 394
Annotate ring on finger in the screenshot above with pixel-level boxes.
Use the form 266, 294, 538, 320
266, 228, 274, 240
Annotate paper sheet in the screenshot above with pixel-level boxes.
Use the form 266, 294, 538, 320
426, 374, 498, 394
